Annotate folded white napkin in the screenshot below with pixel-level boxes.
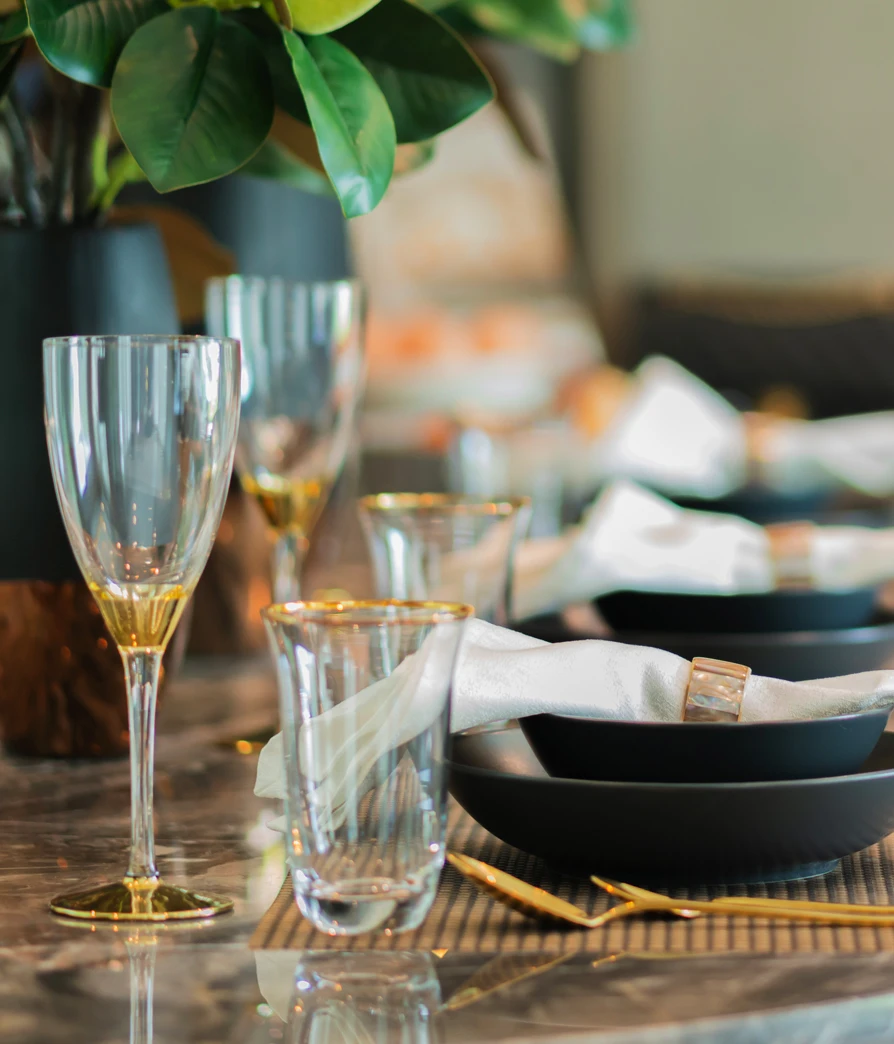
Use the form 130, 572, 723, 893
255, 619, 894, 816
594, 356, 747, 498
580, 355, 894, 499
763, 412, 894, 497
511, 480, 894, 620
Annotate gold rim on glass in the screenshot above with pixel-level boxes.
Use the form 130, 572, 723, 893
261, 599, 475, 627
358, 493, 531, 517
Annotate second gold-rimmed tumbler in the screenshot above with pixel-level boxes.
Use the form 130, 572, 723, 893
43, 335, 241, 920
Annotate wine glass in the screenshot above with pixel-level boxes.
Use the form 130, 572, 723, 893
43, 335, 241, 920
205, 276, 365, 603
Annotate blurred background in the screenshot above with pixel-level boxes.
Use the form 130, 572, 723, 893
164, 0, 894, 650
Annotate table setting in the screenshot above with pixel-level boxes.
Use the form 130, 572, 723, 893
13, 277, 894, 1044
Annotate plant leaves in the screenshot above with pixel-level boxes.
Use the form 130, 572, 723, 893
26, 0, 167, 87
110, 203, 235, 325
0, 8, 28, 41
578, 0, 632, 49
240, 138, 334, 195
0, 38, 22, 98
285, 0, 380, 36
282, 30, 394, 217
231, 9, 309, 122
112, 8, 273, 193
461, 0, 579, 61
332, 0, 492, 144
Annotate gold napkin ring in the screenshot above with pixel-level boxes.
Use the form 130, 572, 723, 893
766, 521, 815, 590
683, 657, 751, 722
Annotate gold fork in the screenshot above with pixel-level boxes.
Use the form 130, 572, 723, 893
447, 854, 894, 927
598, 877, 894, 918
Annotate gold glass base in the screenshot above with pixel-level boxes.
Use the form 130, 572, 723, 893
49, 879, 234, 921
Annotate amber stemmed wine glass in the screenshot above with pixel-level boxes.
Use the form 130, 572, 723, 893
205, 276, 365, 603
43, 335, 241, 920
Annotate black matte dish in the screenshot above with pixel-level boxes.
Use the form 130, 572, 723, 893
519, 709, 890, 784
672, 486, 832, 524
513, 615, 894, 683
596, 587, 879, 635
448, 726, 894, 884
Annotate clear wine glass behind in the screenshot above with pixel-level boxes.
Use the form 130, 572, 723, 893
43, 334, 241, 921
205, 276, 365, 603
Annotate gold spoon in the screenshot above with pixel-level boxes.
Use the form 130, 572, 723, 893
447, 854, 894, 927
600, 877, 894, 918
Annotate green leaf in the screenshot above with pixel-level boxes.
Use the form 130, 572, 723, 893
0, 38, 21, 100
240, 138, 334, 195
112, 8, 273, 193
26, 0, 167, 87
233, 9, 309, 122
0, 8, 28, 41
332, 0, 492, 144
461, 0, 579, 60
285, 0, 380, 35
578, 0, 632, 49
282, 30, 394, 217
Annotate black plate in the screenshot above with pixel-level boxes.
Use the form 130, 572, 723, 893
514, 614, 894, 682
519, 710, 890, 784
448, 726, 894, 884
672, 486, 833, 524
596, 588, 879, 634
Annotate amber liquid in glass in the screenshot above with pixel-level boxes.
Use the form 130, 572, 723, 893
241, 472, 329, 537
89, 583, 191, 650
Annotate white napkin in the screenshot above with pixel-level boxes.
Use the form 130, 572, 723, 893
594, 356, 747, 498
580, 355, 894, 499
763, 412, 894, 497
511, 481, 894, 620
255, 618, 894, 812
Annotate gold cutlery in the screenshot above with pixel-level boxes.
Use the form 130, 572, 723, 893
595, 877, 894, 918
447, 853, 894, 927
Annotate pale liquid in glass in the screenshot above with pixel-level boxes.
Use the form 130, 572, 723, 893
89, 582, 192, 650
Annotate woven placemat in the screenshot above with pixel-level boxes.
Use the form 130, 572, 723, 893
251, 802, 894, 954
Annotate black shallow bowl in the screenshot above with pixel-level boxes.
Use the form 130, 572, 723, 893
672, 485, 833, 524
519, 710, 890, 784
448, 726, 894, 884
596, 587, 879, 635
514, 615, 894, 682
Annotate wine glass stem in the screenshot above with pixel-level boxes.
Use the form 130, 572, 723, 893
272, 529, 307, 603
122, 648, 161, 881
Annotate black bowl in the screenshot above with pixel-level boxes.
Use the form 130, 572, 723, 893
519, 710, 890, 784
596, 587, 879, 635
448, 725, 894, 884
514, 614, 894, 683
672, 485, 833, 524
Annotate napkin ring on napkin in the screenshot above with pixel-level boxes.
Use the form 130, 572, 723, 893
766, 521, 815, 589
683, 657, 751, 722
743, 412, 780, 477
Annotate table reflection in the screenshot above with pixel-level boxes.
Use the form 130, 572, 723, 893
257, 952, 441, 1044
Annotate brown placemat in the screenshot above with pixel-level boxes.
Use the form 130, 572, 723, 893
251, 802, 894, 954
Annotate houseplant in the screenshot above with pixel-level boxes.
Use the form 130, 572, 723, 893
0, 0, 630, 756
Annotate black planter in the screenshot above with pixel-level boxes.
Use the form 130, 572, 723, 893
0, 223, 178, 583
0, 223, 180, 757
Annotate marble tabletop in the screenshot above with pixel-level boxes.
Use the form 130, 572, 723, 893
4, 657, 894, 1044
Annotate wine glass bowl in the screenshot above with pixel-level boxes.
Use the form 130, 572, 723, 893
43, 334, 241, 920
206, 276, 365, 603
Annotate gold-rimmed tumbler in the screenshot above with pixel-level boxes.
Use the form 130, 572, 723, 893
43, 335, 241, 920
262, 600, 471, 935
358, 494, 531, 624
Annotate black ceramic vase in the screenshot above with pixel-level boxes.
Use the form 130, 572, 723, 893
0, 223, 186, 757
